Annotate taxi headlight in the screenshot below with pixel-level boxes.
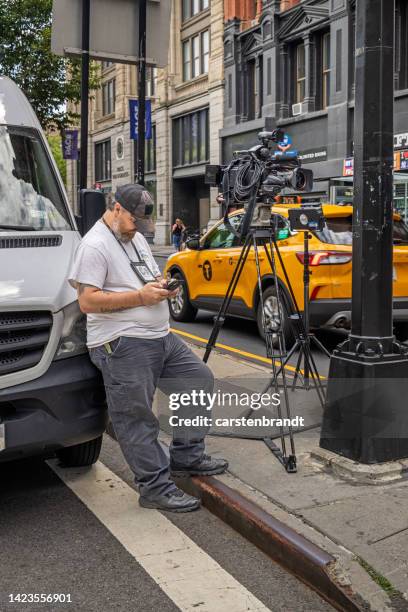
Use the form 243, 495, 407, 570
54, 301, 87, 360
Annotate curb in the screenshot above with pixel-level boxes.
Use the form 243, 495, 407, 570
311, 448, 408, 486
176, 474, 363, 612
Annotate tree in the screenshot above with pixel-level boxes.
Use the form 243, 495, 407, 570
0, 0, 99, 132
47, 133, 67, 186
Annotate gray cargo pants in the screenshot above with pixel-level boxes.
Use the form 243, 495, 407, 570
89, 332, 214, 499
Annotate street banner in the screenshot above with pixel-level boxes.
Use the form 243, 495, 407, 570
129, 100, 152, 140
62, 130, 79, 160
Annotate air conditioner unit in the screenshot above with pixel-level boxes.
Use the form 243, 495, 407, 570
292, 103, 304, 116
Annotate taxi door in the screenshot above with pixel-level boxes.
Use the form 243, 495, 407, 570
188, 216, 242, 305
205, 214, 258, 312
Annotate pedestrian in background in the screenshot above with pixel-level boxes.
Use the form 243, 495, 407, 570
172, 218, 185, 251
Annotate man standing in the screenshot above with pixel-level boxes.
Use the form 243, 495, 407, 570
69, 184, 228, 512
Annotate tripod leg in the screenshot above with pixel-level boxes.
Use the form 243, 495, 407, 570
264, 238, 298, 465
311, 334, 332, 359
291, 349, 303, 391
271, 237, 326, 398
303, 343, 327, 405
279, 339, 296, 460
296, 334, 326, 407
203, 235, 252, 363
268, 339, 299, 386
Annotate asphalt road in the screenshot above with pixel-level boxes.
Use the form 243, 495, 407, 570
155, 253, 346, 377
0, 436, 334, 612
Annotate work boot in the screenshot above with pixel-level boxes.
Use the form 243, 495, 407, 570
170, 454, 229, 477
139, 487, 201, 512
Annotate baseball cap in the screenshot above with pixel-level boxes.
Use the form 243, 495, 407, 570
115, 183, 155, 235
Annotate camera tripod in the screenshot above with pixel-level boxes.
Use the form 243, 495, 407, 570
271, 231, 330, 393
203, 225, 326, 473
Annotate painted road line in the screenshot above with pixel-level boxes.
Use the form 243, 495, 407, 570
170, 327, 315, 379
49, 460, 271, 612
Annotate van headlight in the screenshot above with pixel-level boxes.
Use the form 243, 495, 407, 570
54, 301, 87, 360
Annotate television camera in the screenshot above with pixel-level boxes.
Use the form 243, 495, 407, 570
205, 130, 314, 238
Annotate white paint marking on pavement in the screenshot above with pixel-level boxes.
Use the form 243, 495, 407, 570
48, 460, 272, 612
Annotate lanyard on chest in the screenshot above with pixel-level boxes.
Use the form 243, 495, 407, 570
101, 217, 156, 284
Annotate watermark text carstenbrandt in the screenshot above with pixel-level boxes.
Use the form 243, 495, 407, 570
168, 390, 305, 428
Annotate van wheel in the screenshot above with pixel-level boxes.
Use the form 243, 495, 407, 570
395, 322, 408, 343
257, 286, 294, 349
56, 435, 102, 467
168, 271, 197, 322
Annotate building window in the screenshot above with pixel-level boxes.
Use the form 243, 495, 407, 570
146, 66, 158, 97
101, 60, 113, 71
182, 41, 191, 81
173, 108, 209, 167
182, 31, 210, 81
102, 79, 115, 116
95, 140, 111, 182
295, 43, 306, 103
192, 35, 200, 77
322, 32, 331, 108
182, 0, 209, 22
201, 30, 210, 73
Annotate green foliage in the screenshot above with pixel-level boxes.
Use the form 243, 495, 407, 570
0, 0, 99, 132
47, 133, 67, 186
357, 557, 399, 595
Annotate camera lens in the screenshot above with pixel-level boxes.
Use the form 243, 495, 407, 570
295, 170, 306, 190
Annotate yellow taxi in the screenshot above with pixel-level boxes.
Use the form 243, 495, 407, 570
164, 204, 408, 344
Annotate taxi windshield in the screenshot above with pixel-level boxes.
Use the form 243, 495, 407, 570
315, 215, 408, 246
0, 125, 71, 231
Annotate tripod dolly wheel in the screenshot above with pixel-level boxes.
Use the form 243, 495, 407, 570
257, 285, 294, 349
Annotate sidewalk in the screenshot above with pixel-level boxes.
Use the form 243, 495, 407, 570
151, 245, 176, 258
156, 344, 408, 612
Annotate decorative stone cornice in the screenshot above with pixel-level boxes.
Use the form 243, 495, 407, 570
278, 2, 330, 39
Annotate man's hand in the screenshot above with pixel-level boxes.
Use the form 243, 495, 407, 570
139, 282, 171, 306
158, 278, 180, 300
77, 282, 170, 314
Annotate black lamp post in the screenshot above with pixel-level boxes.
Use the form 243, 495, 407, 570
320, 0, 408, 463
136, 0, 147, 186
80, 0, 90, 190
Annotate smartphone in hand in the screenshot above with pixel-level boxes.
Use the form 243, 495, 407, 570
164, 279, 183, 291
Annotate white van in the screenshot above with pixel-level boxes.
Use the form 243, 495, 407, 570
0, 76, 107, 466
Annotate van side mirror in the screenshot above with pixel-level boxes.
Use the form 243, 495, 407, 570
186, 238, 201, 250
77, 189, 106, 236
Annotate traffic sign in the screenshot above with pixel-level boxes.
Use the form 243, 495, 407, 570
51, 0, 171, 67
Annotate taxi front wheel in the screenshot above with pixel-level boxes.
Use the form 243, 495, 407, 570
257, 286, 294, 349
168, 272, 197, 322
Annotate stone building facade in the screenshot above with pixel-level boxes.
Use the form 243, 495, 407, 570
221, 0, 408, 219
66, 0, 225, 245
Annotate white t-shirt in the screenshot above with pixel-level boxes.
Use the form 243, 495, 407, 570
68, 221, 169, 348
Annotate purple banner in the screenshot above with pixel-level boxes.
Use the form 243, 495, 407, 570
62, 130, 79, 160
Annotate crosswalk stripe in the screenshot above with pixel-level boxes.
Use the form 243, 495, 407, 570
49, 459, 272, 612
